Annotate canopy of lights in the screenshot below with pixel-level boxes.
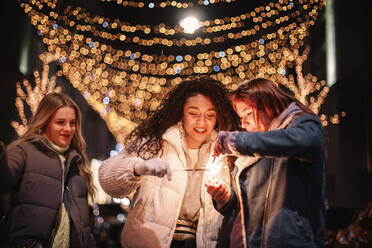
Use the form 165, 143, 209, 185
17, 0, 340, 143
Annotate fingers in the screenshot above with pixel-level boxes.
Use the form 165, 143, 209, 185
213, 142, 223, 157
151, 158, 167, 177
166, 162, 173, 181
145, 158, 172, 181
152, 164, 165, 177
205, 179, 230, 203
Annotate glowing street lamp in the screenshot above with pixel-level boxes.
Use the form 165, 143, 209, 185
180, 17, 200, 34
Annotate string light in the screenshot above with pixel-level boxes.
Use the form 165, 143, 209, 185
99, 0, 237, 9
273, 46, 345, 126
17, 0, 339, 141
11, 52, 62, 136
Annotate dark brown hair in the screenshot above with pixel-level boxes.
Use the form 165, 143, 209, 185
125, 78, 240, 158
230, 78, 313, 130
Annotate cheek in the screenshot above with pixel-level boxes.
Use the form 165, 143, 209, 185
71, 126, 77, 134
242, 120, 255, 132
207, 118, 217, 130
46, 124, 58, 136
212, 118, 217, 127
182, 118, 193, 132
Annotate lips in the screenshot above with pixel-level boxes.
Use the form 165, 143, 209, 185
194, 128, 207, 134
60, 134, 72, 139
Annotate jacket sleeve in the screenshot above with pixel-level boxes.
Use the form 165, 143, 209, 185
0, 144, 26, 193
234, 114, 325, 161
98, 148, 144, 198
213, 188, 238, 216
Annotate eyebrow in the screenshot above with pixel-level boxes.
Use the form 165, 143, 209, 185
187, 106, 216, 111
55, 118, 76, 121
239, 108, 252, 115
244, 108, 252, 113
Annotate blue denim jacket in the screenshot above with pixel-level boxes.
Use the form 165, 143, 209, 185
218, 113, 326, 248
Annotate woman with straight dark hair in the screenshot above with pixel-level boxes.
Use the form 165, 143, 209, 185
207, 78, 326, 248
0, 92, 96, 248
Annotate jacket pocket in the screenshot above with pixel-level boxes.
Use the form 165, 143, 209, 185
266, 208, 316, 247
284, 208, 314, 243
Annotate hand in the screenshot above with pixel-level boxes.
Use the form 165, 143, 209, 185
213, 141, 223, 157
134, 158, 173, 181
214, 131, 238, 156
205, 178, 230, 209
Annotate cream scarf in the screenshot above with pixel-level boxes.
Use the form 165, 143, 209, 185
46, 139, 71, 248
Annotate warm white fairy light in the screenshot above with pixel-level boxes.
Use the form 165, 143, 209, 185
17, 0, 329, 141
11, 52, 62, 136
275, 46, 345, 126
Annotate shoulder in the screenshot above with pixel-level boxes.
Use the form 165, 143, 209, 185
6, 141, 36, 165
7, 140, 31, 154
292, 113, 322, 127
162, 125, 181, 143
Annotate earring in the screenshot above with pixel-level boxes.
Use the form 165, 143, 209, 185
177, 121, 184, 137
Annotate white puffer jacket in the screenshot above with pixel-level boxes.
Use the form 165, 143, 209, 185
99, 125, 231, 248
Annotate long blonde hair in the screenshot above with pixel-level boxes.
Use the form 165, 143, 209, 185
9, 92, 96, 199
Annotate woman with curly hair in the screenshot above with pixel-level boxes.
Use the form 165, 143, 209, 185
99, 78, 240, 248
0, 92, 96, 248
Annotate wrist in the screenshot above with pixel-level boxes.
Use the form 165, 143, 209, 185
134, 162, 144, 176
215, 199, 228, 210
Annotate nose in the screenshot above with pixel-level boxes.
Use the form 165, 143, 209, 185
241, 115, 248, 125
196, 115, 206, 124
63, 123, 73, 132
241, 117, 250, 129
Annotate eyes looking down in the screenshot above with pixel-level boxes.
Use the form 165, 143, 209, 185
234, 100, 266, 132
45, 106, 77, 147
182, 94, 217, 149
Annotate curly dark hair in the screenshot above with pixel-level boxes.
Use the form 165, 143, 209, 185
125, 78, 240, 158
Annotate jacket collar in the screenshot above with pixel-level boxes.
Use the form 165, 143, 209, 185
162, 125, 217, 149
269, 102, 303, 130
33, 136, 81, 165
162, 125, 217, 169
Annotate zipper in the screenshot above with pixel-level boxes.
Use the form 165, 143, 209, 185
235, 165, 247, 248
66, 186, 85, 247
48, 154, 65, 246
261, 160, 275, 248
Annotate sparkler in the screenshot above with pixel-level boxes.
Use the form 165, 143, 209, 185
205, 154, 224, 182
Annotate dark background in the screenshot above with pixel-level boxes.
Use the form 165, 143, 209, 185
0, 0, 371, 227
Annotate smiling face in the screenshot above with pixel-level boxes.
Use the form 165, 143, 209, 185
234, 100, 265, 132
182, 94, 217, 149
45, 106, 77, 147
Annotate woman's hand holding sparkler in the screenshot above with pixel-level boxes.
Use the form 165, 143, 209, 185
134, 158, 173, 181
205, 177, 231, 210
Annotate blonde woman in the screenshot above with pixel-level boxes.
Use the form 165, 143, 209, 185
0, 92, 96, 248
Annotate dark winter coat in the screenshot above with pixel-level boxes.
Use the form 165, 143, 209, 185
218, 112, 326, 248
0, 138, 96, 248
